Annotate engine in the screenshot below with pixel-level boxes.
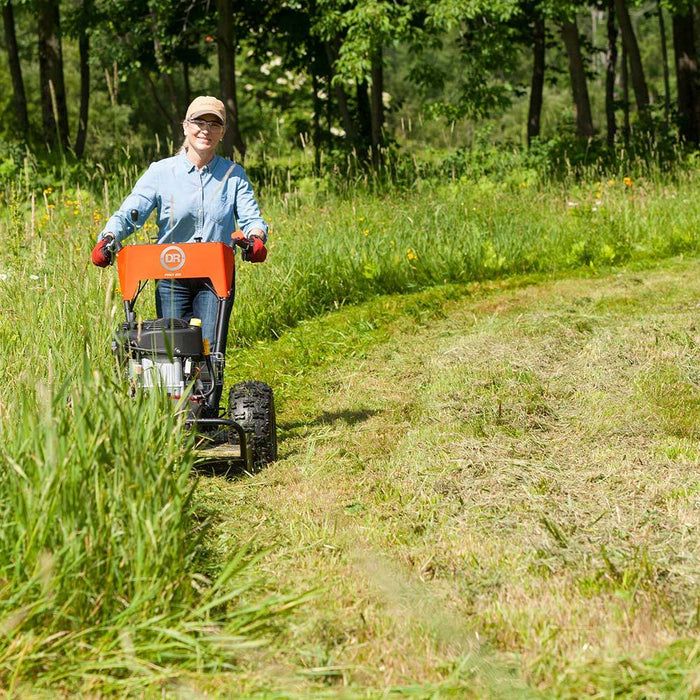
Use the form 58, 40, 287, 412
114, 318, 210, 411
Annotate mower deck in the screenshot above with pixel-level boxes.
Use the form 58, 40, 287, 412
195, 443, 242, 459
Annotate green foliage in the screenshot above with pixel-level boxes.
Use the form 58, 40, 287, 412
316, 0, 416, 83
1, 0, 697, 163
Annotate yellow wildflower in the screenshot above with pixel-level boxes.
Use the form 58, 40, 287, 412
624, 176, 633, 187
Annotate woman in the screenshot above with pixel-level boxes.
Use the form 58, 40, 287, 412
91, 95, 268, 353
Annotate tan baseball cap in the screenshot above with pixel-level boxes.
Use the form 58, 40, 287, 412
186, 96, 226, 124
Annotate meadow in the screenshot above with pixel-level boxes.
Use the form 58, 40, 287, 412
0, 153, 698, 694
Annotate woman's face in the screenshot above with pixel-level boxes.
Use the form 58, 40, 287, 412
183, 112, 226, 158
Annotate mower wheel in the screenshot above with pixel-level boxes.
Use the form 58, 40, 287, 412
228, 380, 277, 467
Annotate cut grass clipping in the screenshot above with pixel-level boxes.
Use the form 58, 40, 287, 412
208, 259, 700, 696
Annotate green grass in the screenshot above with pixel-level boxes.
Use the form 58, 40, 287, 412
0, 189, 299, 691
0, 365, 303, 692
231, 170, 700, 344
0, 163, 698, 692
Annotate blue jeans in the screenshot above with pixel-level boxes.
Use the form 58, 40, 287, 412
155, 278, 234, 354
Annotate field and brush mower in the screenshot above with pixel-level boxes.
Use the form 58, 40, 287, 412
109, 231, 277, 470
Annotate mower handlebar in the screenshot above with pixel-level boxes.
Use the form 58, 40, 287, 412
231, 231, 253, 253
231, 230, 267, 263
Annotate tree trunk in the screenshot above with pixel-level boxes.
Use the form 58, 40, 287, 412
74, 0, 92, 158
614, 0, 650, 115
657, 0, 671, 124
369, 44, 384, 167
183, 61, 191, 108
311, 67, 322, 173
326, 67, 333, 144
672, 10, 699, 144
621, 43, 631, 142
216, 0, 246, 160
527, 15, 545, 146
356, 79, 372, 156
142, 69, 173, 130
334, 82, 359, 144
2, 1, 28, 133
324, 40, 360, 145
163, 69, 182, 144
560, 18, 595, 138
605, 0, 617, 148
37, 0, 69, 148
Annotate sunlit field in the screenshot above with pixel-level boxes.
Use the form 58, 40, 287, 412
0, 155, 698, 692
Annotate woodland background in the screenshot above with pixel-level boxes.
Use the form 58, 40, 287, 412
0, 0, 698, 181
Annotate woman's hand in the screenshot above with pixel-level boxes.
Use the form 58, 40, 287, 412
91, 234, 115, 267
232, 230, 268, 263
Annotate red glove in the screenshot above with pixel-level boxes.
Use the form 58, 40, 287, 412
232, 231, 267, 263
246, 235, 267, 263
91, 235, 114, 267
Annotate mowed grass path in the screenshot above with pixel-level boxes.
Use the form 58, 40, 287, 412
198, 258, 700, 697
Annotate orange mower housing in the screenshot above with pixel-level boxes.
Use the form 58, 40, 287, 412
116, 241, 235, 302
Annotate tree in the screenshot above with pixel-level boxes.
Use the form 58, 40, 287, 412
560, 16, 595, 137
91, 0, 216, 150
216, 0, 246, 160
64, 0, 95, 157
672, 4, 699, 144
324, 38, 361, 146
37, 0, 70, 147
1, 0, 28, 133
605, 0, 617, 146
528, 11, 546, 145
369, 43, 384, 165
656, 0, 671, 123
613, 0, 650, 117
409, 0, 523, 125
313, 0, 416, 163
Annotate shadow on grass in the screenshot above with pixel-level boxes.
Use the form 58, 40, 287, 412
275, 408, 382, 461
280, 408, 381, 433
193, 459, 256, 480
194, 408, 381, 479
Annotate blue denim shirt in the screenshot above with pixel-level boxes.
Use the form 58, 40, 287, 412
100, 152, 267, 245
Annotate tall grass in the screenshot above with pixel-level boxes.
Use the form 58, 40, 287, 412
231, 166, 700, 344
0, 214, 293, 691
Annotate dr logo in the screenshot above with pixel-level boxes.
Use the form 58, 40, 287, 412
160, 245, 186, 272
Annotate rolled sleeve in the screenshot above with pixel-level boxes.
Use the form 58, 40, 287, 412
235, 171, 268, 242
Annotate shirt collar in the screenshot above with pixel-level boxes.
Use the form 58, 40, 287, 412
178, 150, 220, 174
